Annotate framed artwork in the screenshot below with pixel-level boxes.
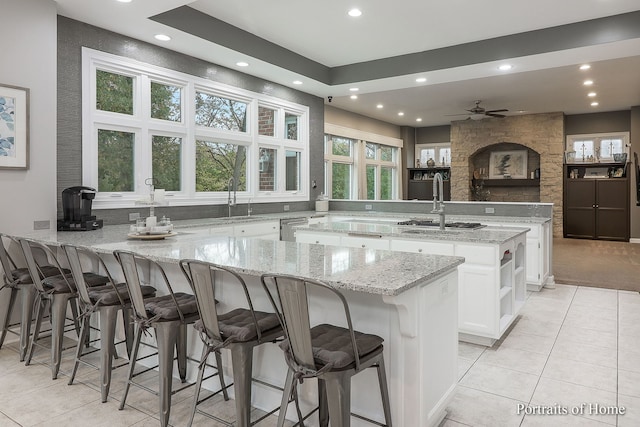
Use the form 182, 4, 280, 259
0, 84, 29, 169
489, 150, 527, 179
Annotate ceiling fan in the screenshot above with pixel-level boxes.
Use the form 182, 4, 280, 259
449, 100, 508, 120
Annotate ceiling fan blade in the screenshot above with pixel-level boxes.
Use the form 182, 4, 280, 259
445, 113, 471, 116
485, 112, 506, 118
486, 109, 508, 113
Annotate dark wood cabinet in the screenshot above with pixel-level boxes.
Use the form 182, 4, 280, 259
563, 163, 629, 241
407, 168, 450, 200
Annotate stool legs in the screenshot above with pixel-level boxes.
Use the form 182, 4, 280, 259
18, 285, 36, 361
376, 358, 393, 426
0, 286, 18, 349
324, 372, 351, 427
156, 321, 179, 427
230, 342, 254, 426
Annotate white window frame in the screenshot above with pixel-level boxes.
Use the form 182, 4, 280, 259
415, 143, 451, 167
566, 132, 629, 162
82, 48, 309, 209
324, 124, 402, 200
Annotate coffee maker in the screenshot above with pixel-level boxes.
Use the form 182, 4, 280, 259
57, 186, 103, 231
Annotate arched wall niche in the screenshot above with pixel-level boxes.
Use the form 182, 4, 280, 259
450, 112, 565, 236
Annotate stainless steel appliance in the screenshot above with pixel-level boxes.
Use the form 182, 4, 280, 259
57, 186, 103, 231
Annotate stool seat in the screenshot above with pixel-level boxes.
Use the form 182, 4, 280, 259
143, 292, 198, 320
42, 272, 109, 293
87, 283, 155, 306
8, 265, 62, 285
194, 308, 281, 342
279, 324, 384, 370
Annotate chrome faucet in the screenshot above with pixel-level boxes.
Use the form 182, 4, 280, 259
228, 177, 236, 217
431, 172, 446, 230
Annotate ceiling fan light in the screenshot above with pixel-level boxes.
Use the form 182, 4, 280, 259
470, 114, 486, 120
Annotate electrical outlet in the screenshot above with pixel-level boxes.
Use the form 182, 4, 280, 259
365, 204, 372, 210
485, 207, 495, 214
33, 220, 50, 230
129, 212, 140, 221
283, 205, 290, 211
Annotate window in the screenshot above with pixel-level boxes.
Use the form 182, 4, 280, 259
82, 48, 309, 207
416, 143, 451, 167
324, 125, 402, 200
566, 133, 629, 162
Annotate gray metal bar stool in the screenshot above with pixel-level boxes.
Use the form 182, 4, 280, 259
63, 244, 156, 402
0, 233, 65, 361
114, 250, 202, 427
18, 238, 84, 379
261, 273, 393, 427
180, 259, 286, 427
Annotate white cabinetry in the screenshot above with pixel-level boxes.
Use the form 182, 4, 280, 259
483, 220, 552, 291
191, 220, 281, 240
342, 233, 390, 250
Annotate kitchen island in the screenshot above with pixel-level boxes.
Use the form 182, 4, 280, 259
295, 219, 528, 346
17, 224, 464, 427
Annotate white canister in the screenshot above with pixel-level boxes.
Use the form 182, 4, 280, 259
315, 199, 329, 212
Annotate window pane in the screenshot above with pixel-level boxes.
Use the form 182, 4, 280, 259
332, 163, 351, 199
152, 135, 181, 191
151, 82, 181, 122
572, 140, 594, 158
195, 92, 247, 132
419, 148, 436, 165
366, 143, 377, 159
331, 137, 352, 157
98, 129, 134, 192
259, 147, 277, 191
195, 140, 246, 191
381, 146, 393, 162
600, 138, 623, 157
438, 148, 451, 165
285, 150, 301, 191
258, 106, 276, 136
381, 167, 393, 200
96, 70, 133, 115
285, 113, 298, 140
366, 165, 376, 200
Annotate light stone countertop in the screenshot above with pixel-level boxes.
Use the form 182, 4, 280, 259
20, 225, 464, 297
296, 219, 529, 245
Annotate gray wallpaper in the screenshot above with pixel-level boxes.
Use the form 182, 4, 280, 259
57, 16, 325, 225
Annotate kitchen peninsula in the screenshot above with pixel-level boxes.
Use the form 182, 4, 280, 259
295, 218, 528, 346
18, 223, 464, 427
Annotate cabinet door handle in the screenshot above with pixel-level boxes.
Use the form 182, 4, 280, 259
418, 248, 423, 253
361, 244, 366, 248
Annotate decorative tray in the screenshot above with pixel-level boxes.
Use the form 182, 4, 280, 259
127, 231, 178, 240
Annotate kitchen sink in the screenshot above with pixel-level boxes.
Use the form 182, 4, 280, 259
397, 220, 486, 230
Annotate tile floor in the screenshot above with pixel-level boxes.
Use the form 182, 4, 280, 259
0, 284, 638, 426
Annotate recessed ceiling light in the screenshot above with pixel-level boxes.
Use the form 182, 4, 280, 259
517, 110, 526, 114
116, 0, 132, 3
580, 64, 591, 70
415, 77, 427, 83
350, 95, 358, 100
588, 92, 597, 97
154, 34, 171, 41
591, 101, 599, 107
349, 87, 359, 92
236, 61, 249, 67
293, 80, 303, 85
583, 80, 594, 86
398, 112, 404, 116
416, 118, 423, 122
376, 104, 383, 109
498, 64, 512, 71
348, 8, 362, 17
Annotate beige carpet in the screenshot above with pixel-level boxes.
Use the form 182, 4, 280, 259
553, 237, 640, 292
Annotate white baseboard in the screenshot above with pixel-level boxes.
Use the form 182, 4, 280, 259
630, 238, 640, 244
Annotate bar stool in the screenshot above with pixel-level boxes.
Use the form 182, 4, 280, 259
62, 244, 156, 402
261, 273, 393, 427
179, 259, 285, 427
114, 250, 200, 427
18, 238, 86, 379
0, 233, 66, 361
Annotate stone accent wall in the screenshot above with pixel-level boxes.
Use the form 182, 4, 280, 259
451, 113, 565, 236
